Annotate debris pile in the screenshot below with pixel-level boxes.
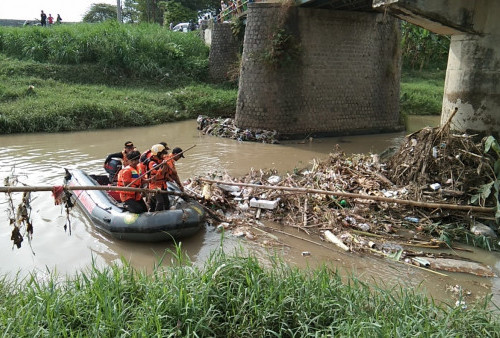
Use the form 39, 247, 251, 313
186, 122, 499, 278
386, 126, 494, 204
197, 115, 280, 144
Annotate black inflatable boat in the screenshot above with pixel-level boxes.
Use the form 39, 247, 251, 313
65, 169, 205, 242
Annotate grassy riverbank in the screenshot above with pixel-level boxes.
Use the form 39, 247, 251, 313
400, 69, 446, 116
1, 250, 497, 336
0, 23, 237, 134
0, 23, 444, 134
0, 53, 236, 133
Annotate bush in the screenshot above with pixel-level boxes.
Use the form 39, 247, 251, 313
0, 22, 209, 83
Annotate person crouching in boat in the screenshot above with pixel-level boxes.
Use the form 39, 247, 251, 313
147, 144, 170, 212
117, 150, 148, 213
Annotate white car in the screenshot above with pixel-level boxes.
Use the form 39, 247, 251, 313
172, 23, 189, 32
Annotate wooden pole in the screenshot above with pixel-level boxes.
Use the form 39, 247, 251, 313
198, 178, 495, 214
0, 185, 184, 196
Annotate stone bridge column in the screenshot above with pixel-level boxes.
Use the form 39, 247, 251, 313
209, 23, 240, 82
235, 3, 403, 138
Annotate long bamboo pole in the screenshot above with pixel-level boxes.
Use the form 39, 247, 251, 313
0, 185, 184, 196
199, 178, 495, 213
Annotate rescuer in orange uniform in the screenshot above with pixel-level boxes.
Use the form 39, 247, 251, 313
163, 147, 185, 192
117, 150, 148, 213
147, 144, 171, 212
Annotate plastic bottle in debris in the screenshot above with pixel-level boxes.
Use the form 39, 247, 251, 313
404, 216, 420, 223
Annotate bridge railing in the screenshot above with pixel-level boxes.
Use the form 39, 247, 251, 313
217, 0, 255, 23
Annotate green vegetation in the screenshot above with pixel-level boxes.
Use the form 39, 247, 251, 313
0, 20, 448, 134
399, 22, 449, 116
0, 21, 208, 81
1, 249, 498, 336
0, 23, 237, 134
401, 22, 450, 71
400, 69, 445, 116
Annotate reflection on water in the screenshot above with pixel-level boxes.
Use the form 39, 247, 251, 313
1, 116, 498, 306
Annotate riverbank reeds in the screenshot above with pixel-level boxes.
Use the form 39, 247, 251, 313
0, 249, 498, 336
0, 22, 208, 82
0, 54, 237, 133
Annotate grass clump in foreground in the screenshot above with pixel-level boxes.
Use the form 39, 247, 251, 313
0, 249, 498, 336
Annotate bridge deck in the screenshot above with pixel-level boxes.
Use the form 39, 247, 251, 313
217, 0, 374, 22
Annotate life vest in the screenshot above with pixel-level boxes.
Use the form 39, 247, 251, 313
138, 150, 153, 174
148, 157, 169, 189
117, 166, 143, 202
163, 154, 176, 181
140, 150, 153, 165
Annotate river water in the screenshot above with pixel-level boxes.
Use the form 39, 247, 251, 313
1, 116, 499, 306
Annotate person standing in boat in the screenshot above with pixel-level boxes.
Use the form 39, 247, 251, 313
147, 144, 170, 212
163, 147, 185, 192
104, 141, 137, 182
117, 150, 148, 213
139, 141, 169, 172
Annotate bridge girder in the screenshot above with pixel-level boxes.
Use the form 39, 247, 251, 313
296, 0, 373, 11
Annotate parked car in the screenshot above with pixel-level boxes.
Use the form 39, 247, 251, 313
172, 22, 189, 32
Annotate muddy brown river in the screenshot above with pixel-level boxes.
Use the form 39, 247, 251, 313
1, 116, 499, 307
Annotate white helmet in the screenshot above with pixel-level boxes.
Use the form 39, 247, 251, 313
151, 144, 165, 156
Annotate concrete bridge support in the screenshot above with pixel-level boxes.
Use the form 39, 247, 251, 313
442, 33, 500, 135
235, 3, 403, 138
208, 23, 240, 82
374, 0, 500, 136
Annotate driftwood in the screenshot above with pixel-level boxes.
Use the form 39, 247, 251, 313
425, 257, 496, 277
199, 178, 494, 214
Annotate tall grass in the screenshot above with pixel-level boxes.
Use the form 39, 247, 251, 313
400, 69, 446, 116
0, 54, 236, 133
0, 21, 208, 82
0, 249, 498, 336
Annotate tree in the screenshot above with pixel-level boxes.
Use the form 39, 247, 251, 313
135, 0, 166, 24
135, 0, 220, 24
123, 0, 141, 23
83, 3, 117, 23
163, 1, 197, 26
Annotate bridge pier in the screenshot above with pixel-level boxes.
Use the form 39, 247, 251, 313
235, 3, 403, 138
374, 0, 500, 136
208, 23, 240, 82
442, 33, 500, 136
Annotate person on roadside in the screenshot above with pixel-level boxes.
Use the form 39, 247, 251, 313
40, 10, 47, 27
48, 14, 54, 25
104, 141, 137, 183
163, 147, 185, 192
117, 150, 148, 213
147, 144, 170, 211
56, 14, 62, 24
